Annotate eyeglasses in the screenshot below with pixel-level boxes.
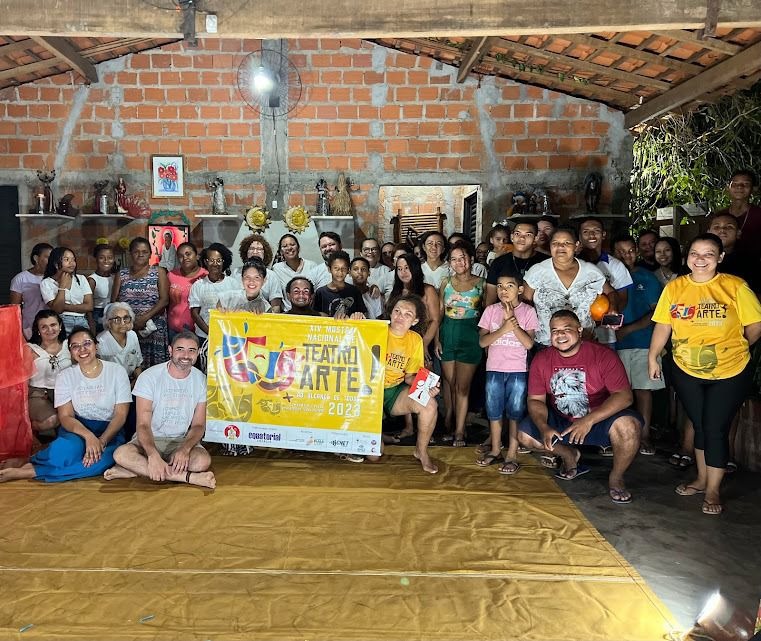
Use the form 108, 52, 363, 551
109, 315, 133, 324
70, 340, 94, 351
206, 258, 224, 265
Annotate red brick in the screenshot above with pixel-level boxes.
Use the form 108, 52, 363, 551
329, 123, 350, 136
537, 138, 558, 152
438, 157, 458, 170
571, 121, 593, 134
516, 139, 537, 153
460, 156, 481, 170
336, 105, 357, 119
502, 86, 521, 100
514, 104, 534, 118
316, 106, 338, 119
549, 121, 570, 135
526, 155, 548, 170
504, 157, 526, 171
307, 157, 329, 170
527, 120, 548, 135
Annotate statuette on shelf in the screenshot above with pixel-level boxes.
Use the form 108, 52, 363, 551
207, 177, 227, 215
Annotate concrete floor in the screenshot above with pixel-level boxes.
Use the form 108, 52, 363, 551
416, 413, 761, 633
559, 448, 761, 631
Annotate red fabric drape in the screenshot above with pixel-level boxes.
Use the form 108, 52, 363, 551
0, 305, 34, 461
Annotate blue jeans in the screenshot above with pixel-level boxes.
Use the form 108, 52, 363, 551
485, 371, 527, 421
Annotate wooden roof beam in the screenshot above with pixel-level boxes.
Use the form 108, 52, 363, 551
30, 36, 98, 83
457, 36, 495, 83
624, 40, 761, 127
1, 0, 761, 39
0, 38, 35, 57
651, 30, 742, 55
494, 37, 671, 90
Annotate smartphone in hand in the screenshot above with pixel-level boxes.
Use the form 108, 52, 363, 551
602, 313, 624, 329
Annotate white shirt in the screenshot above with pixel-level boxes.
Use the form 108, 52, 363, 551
272, 258, 318, 311
524, 258, 607, 346
368, 264, 393, 298
97, 329, 143, 376
89, 273, 114, 310
231, 267, 284, 308
188, 276, 243, 338
362, 291, 385, 320
40, 275, 92, 319
29, 341, 72, 389
217, 290, 271, 314
133, 363, 207, 439
309, 262, 332, 290
54, 361, 132, 421
422, 263, 449, 290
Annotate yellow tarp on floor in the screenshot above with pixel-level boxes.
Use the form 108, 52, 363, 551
0, 446, 677, 640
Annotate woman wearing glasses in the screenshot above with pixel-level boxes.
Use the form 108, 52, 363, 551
97, 302, 143, 383
112, 237, 169, 368
26, 310, 72, 434
0, 327, 131, 484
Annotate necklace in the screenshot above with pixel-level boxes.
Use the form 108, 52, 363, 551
80, 360, 102, 376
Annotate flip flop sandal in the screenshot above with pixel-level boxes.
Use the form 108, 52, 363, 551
639, 444, 656, 456
452, 438, 467, 448
517, 446, 533, 454
554, 465, 590, 481
598, 446, 614, 457
498, 460, 521, 475
609, 487, 632, 504
679, 455, 694, 468
540, 455, 561, 469
726, 461, 738, 474
476, 453, 504, 467
675, 484, 705, 496
668, 453, 682, 467
702, 501, 723, 516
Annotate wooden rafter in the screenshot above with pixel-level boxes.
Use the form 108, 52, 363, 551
564, 33, 701, 76
0, 38, 36, 57
457, 36, 495, 83
651, 29, 741, 55
405, 37, 641, 107
30, 35, 98, 83
624, 40, 761, 126
494, 37, 671, 90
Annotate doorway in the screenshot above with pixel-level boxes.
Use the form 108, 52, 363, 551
0, 186, 22, 304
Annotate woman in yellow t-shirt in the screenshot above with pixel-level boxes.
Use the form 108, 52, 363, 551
384, 295, 440, 474
648, 233, 761, 516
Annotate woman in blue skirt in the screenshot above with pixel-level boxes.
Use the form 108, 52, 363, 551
0, 327, 131, 483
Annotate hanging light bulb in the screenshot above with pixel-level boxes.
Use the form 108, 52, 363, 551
253, 65, 274, 94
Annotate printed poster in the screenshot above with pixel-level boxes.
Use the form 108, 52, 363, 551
204, 311, 388, 456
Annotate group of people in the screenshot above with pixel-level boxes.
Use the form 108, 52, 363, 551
2, 169, 759, 514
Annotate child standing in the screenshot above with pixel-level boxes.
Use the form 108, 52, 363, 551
313, 251, 367, 319
88, 243, 116, 333
477, 274, 538, 474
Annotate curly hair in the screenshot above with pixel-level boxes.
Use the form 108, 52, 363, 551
238, 234, 273, 266
387, 294, 429, 338
200, 242, 233, 275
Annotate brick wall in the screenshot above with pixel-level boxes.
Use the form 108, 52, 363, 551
0, 37, 632, 267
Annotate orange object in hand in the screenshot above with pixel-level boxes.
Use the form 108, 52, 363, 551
590, 294, 610, 322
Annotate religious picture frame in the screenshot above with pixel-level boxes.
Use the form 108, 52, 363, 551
148, 223, 189, 266
151, 155, 184, 198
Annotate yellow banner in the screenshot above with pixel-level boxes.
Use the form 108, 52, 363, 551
204, 311, 388, 455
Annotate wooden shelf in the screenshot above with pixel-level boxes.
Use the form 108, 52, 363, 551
312, 215, 354, 221
196, 214, 240, 219
79, 214, 135, 221
568, 213, 629, 220
16, 213, 75, 221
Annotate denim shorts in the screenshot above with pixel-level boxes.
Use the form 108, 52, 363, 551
484, 371, 528, 421
518, 407, 642, 447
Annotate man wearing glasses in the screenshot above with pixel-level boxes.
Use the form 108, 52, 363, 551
358, 237, 393, 299
484, 221, 547, 306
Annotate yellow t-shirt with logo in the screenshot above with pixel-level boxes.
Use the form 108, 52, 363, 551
384, 330, 424, 389
652, 273, 761, 379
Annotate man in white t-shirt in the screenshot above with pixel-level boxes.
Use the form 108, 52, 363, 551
105, 331, 215, 488
310, 232, 343, 290
359, 237, 393, 299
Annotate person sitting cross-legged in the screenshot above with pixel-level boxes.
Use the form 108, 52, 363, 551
104, 331, 215, 489
517, 310, 642, 504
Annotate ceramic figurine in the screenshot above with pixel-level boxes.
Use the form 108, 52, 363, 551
584, 172, 603, 214
207, 177, 227, 215
316, 178, 331, 216
115, 178, 128, 214
36, 170, 56, 214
